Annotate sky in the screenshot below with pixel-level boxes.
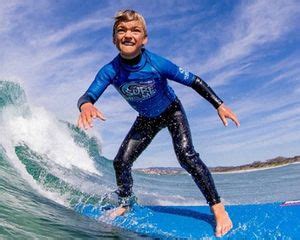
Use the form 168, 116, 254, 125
1, 0, 299, 168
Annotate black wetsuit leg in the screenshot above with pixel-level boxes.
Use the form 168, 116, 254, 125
113, 116, 162, 199
165, 100, 221, 206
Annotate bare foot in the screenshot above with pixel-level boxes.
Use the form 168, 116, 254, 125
211, 203, 233, 237
108, 206, 128, 220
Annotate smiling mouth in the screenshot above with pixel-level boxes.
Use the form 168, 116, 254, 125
122, 41, 135, 46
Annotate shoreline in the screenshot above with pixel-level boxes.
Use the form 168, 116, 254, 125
135, 161, 300, 176
212, 162, 300, 175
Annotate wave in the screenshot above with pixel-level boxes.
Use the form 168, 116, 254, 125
0, 80, 204, 213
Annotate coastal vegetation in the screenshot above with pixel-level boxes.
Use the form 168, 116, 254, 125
135, 156, 300, 175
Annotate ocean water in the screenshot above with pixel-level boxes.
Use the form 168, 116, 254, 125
1, 81, 300, 239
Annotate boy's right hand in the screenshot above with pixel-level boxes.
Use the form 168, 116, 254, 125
77, 102, 106, 129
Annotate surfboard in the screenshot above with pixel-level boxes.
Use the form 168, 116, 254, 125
74, 201, 300, 239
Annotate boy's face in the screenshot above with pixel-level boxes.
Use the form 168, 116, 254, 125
113, 20, 148, 59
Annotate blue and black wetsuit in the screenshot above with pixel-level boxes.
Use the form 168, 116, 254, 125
78, 49, 223, 207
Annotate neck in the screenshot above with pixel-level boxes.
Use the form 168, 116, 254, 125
120, 53, 142, 65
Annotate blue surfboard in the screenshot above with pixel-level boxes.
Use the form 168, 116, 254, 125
74, 200, 300, 239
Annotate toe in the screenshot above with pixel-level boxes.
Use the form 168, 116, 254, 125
222, 224, 232, 236
215, 225, 222, 237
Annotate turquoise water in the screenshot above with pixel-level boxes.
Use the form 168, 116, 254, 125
1, 81, 300, 239
0, 154, 144, 239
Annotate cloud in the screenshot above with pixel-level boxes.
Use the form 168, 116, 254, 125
199, 0, 299, 84
0, 1, 30, 33
29, 11, 112, 48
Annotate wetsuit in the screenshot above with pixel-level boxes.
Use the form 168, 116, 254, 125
78, 49, 223, 206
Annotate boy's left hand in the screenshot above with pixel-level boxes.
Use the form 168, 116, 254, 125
217, 104, 240, 127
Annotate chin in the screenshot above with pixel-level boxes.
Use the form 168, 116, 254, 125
121, 50, 139, 58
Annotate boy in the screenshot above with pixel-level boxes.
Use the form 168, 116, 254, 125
77, 10, 240, 237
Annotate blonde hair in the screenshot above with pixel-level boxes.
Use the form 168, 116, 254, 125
113, 10, 147, 37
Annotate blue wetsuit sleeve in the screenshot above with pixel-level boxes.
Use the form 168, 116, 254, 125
148, 51, 223, 109
77, 65, 113, 110
153, 55, 196, 86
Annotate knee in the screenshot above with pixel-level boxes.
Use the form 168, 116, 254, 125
176, 145, 197, 161
176, 147, 202, 170
113, 153, 132, 171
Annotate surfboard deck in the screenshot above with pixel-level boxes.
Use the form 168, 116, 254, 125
74, 201, 300, 238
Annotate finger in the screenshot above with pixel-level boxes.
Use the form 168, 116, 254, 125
220, 114, 228, 126
96, 110, 106, 121
91, 110, 97, 119
91, 108, 100, 118
82, 114, 91, 129
233, 118, 240, 127
230, 114, 240, 127
86, 114, 93, 128
83, 110, 94, 127
226, 108, 240, 127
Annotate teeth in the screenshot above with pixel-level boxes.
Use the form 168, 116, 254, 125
123, 42, 134, 46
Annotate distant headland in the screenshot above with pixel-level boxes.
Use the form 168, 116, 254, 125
134, 156, 300, 175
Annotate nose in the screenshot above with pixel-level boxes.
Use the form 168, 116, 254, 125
124, 30, 133, 38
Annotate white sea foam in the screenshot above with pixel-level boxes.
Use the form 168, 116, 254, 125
1, 105, 100, 175
0, 102, 105, 208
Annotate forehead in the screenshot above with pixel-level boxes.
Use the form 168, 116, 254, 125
116, 20, 144, 29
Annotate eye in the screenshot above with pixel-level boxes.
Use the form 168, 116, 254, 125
117, 29, 125, 33
132, 28, 141, 33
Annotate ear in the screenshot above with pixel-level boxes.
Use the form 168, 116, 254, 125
142, 36, 148, 45
113, 36, 116, 45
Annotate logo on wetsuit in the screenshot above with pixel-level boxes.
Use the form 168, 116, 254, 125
120, 80, 156, 101
179, 67, 190, 80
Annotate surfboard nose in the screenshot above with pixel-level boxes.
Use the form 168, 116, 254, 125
280, 200, 300, 207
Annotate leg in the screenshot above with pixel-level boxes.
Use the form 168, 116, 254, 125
113, 116, 161, 201
166, 103, 220, 206
166, 101, 232, 237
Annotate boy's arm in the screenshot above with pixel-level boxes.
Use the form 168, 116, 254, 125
152, 54, 240, 126
191, 76, 223, 109
191, 76, 240, 127
77, 66, 112, 110
77, 65, 113, 129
